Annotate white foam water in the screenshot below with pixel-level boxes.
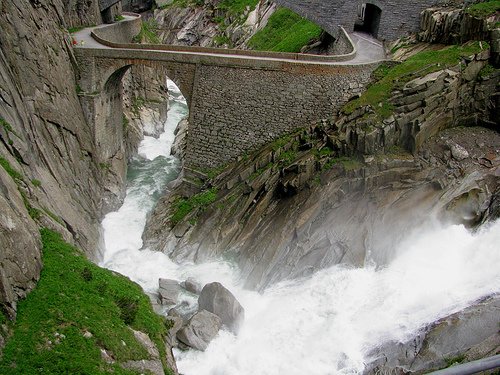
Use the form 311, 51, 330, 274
101, 81, 500, 375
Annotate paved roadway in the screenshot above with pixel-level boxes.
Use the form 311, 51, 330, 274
72, 15, 386, 66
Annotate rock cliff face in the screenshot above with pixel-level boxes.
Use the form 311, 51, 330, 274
0, 0, 126, 318
419, 6, 493, 45
154, 0, 276, 48
144, 46, 499, 290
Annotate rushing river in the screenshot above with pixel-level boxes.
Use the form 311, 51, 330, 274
101, 81, 500, 375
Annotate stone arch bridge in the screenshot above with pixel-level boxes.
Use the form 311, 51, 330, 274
74, 14, 384, 174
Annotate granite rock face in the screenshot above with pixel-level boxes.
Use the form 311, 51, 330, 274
0, 0, 134, 320
365, 295, 500, 374
154, 0, 276, 49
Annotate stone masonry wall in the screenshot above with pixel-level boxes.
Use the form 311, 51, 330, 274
273, 0, 448, 41
186, 63, 376, 169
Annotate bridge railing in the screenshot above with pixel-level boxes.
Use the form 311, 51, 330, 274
90, 12, 358, 63
91, 12, 142, 44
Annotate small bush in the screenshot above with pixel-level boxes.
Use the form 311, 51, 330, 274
81, 267, 93, 282
115, 296, 139, 325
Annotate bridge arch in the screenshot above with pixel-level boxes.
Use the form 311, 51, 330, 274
98, 60, 193, 110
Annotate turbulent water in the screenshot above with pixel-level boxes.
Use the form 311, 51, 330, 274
101, 81, 500, 375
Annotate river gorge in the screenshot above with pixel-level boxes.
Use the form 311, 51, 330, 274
0, 0, 499, 374
101, 80, 500, 375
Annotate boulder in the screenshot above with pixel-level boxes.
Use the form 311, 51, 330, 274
198, 282, 245, 334
181, 277, 202, 295
449, 142, 469, 161
158, 279, 181, 306
176, 310, 222, 351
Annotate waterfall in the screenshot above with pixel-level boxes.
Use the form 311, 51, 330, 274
101, 80, 500, 375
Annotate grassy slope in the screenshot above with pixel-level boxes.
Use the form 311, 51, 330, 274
0, 229, 172, 375
343, 41, 489, 119
248, 8, 322, 52
466, 0, 500, 17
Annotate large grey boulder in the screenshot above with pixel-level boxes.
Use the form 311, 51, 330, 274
181, 277, 202, 295
176, 310, 222, 351
198, 282, 245, 334
158, 279, 181, 306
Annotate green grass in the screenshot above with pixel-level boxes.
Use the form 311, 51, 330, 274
479, 63, 498, 78
217, 0, 258, 15
114, 15, 126, 22
248, 8, 322, 52
0, 229, 172, 375
343, 41, 489, 119
67, 26, 85, 34
162, 0, 203, 9
171, 187, 218, 225
133, 20, 160, 44
0, 156, 23, 181
466, 0, 500, 18
324, 156, 362, 171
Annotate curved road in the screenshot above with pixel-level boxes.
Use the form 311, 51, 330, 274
72, 16, 386, 66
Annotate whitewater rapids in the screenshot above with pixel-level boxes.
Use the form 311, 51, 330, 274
101, 81, 500, 375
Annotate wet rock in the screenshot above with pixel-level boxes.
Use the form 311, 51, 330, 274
165, 315, 184, 347
365, 296, 500, 374
176, 310, 222, 351
181, 277, 202, 295
449, 142, 469, 161
158, 279, 181, 306
198, 282, 245, 334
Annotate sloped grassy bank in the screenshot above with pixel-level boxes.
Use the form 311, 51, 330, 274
0, 229, 175, 375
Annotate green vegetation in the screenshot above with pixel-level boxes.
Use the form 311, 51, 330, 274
324, 156, 362, 171
213, 35, 232, 47
248, 8, 322, 52
42, 207, 64, 225
67, 26, 85, 34
249, 163, 273, 181
114, 14, 126, 22
31, 179, 41, 187
479, 63, 498, 78
131, 96, 146, 116
466, 0, 500, 18
1, 117, 13, 133
0, 156, 23, 181
161, 0, 204, 9
171, 187, 218, 225
205, 165, 227, 180
444, 354, 467, 368
122, 114, 130, 131
133, 19, 160, 44
271, 134, 293, 151
343, 41, 489, 119
217, 0, 258, 15
0, 229, 172, 375
278, 150, 297, 166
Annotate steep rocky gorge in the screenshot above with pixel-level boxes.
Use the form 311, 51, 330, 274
0, 0, 111, 319
0, 0, 499, 373
141, 6, 500, 369
144, 57, 500, 289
